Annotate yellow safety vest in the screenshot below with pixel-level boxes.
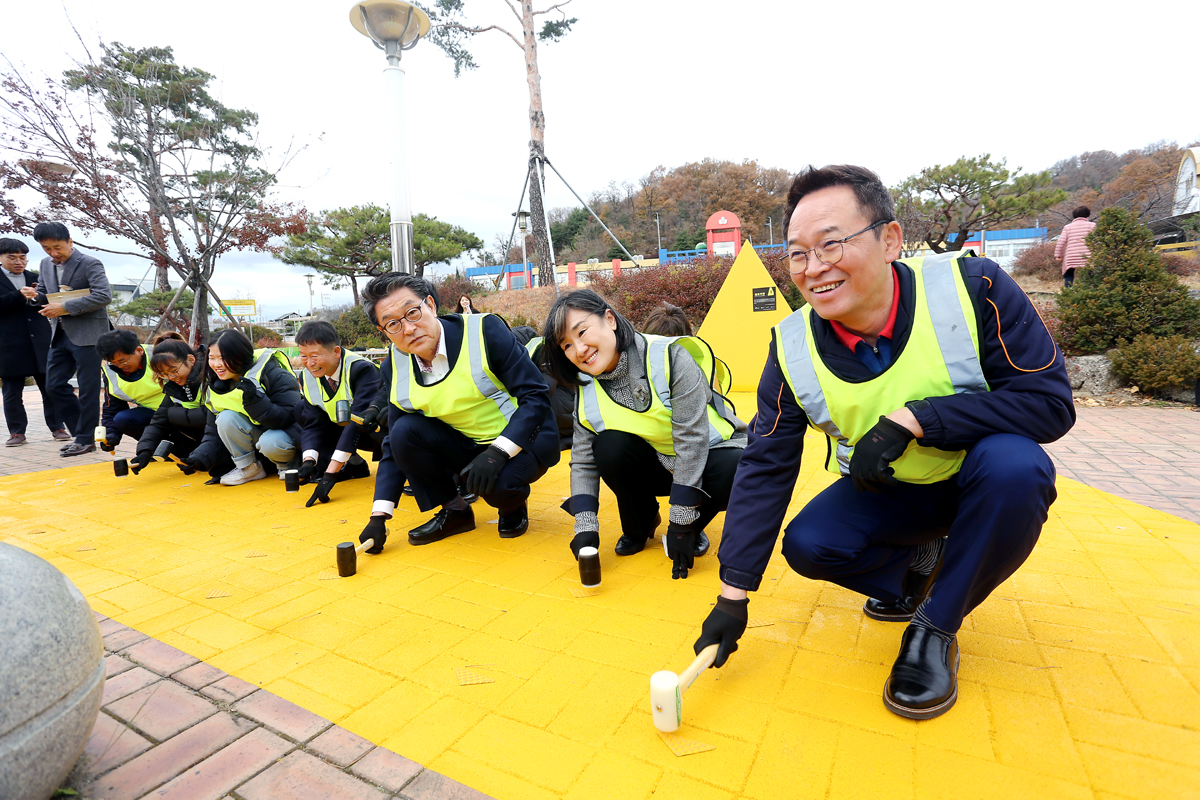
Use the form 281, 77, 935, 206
389, 313, 517, 445
204, 349, 294, 425
775, 251, 988, 484
577, 334, 737, 457
300, 350, 371, 423
102, 345, 166, 410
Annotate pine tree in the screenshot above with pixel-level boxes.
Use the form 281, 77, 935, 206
1056, 207, 1200, 353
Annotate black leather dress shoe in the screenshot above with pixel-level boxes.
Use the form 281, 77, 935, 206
497, 504, 529, 538
615, 512, 661, 556
692, 531, 710, 557
883, 624, 959, 720
408, 506, 475, 546
60, 442, 96, 457
457, 484, 478, 504
336, 459, 371, 482
864, 551, 944, 622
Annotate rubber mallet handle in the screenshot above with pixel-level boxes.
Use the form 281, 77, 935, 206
355, 538, 377, 555
679, 644, 718, 694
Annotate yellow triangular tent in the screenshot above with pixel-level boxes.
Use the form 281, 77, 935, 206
697, 243, 794, 392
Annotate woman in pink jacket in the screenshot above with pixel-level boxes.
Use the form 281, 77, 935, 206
1055, 206, 1096, 288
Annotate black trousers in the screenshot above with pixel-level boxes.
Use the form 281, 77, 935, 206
593, 430, 742, 538
45, 329, 103, 444
388, 414, 547, 516
307, 416, 384, 472
2, 373, 60, 435
111, 405, 155, 444
1063, 268, 1075, 288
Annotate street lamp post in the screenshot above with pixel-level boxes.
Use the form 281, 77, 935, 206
349, 1, 430, 275
653, 212, 661, 252
513, 210, 530, 288
304, 274, 314, 315
766, 217, 773, 246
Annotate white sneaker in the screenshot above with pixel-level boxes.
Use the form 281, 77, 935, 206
220, 462, 267, 486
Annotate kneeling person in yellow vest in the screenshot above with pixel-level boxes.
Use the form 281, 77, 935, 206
182, 329, 303, 486
542, 290, 746, 580
96, 329, 166, 451
357, 273, 560, 550
692, 165, 1075, 721
294, 320, 384, 507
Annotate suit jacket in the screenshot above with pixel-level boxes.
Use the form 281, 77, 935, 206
373, 314, 559, 504
0, 268, 52, 377
298, 355, 383, 456
31, 248, 113, 346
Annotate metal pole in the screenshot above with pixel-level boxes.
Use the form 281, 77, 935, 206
519, 221, 528, 290
542, 158, 642, 266
533, 157, 559, 293
383, 59, 413, 273
767, 217, 773, 246
654, 212, 661, 251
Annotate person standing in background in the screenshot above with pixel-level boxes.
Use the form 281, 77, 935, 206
1055, 207, 1096, 288
20, 222, 112, 456
0, 237, 68, 446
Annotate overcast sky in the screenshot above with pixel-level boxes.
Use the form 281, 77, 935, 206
4, 0, 1197, 319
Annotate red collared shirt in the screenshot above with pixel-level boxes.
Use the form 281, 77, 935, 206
829, 266, 901, 351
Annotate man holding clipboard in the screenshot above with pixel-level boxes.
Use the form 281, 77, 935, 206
20, 222, 113, 456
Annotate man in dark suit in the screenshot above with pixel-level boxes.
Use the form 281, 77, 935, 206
356, 273, 559, 552
20, 222, 113, 456
0, 238, 68, 446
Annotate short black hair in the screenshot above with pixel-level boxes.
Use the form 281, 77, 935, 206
541, 289, 637, 391
784, 165, 896, 236
0, 238, 29, 255
1072, 206, 1091, 219
208, 328, 255, 377
295, 320, 341, 348
96, 330, 142, 362
32, 222, 71, 243
361, 272, 440, 325
149, 338, 199, 384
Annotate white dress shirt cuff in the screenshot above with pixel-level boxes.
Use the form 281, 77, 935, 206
371, 500, 395, 518
492, 436, 522, 457
302, 450, 320, 463
331, 450, 351, 463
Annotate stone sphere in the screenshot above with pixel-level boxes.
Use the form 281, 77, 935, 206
0, 543, 105, 800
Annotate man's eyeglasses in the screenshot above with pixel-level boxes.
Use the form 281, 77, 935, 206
788, 219, 891, 273
380, 302, 428, 334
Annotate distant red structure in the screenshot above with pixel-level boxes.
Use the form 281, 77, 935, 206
706, 211, 743, 258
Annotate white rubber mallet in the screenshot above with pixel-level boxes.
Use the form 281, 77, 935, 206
650, 644, 718, 732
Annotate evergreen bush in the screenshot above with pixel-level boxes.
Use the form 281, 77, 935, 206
1109, 334, 1200, 396
1055, 207, 1200, 353
333, 305, 386, 348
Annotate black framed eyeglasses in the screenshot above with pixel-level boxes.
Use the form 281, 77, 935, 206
788, 219, 892, 273
380, 302, 428, 334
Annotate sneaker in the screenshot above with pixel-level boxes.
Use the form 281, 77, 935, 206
6, 434, 26, 447
220, 462, 267, 486
51, 429, 71, 441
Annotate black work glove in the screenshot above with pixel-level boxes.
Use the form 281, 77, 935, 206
694, 595, 749, 668
297, 459, 318, 485
236, 378, 261, 400
305, 473, 336, 507
359, 516, 387, 555
99, 429, 118, 452
459, 445, 509, 497
130, 451, 153, 475
569, 530, 600, 560
176, 461, 197, 476
357, 404, 383, 435
185, 451, 212, 473
849, 415, 916, 493
665, 522, 696, 580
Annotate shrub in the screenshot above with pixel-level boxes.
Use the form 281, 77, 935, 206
476, 286, 558, 331
333, 305, 386, 348
434, 274, 491, 311
1010, 241, 1061, 282
1055, 207, 1200, 354
255, 335, 281, 348
1109, 334, 1200, 396
1161, 252, 1200, 279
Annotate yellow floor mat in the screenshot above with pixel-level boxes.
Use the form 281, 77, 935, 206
4, 412, 1200, 799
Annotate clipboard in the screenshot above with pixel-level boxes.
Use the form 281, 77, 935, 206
46, 288, 90, 303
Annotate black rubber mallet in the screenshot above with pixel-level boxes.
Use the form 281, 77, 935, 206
336, 536, 381, 577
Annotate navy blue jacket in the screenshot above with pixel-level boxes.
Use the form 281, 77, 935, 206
298, 355, 383, 455
374, 313, 560, 504
718, 257, 1076, 592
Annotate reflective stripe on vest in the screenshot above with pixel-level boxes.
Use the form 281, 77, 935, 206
577, 334, 737, 457
301, 350, 370, 423
775, 252, 987, 484
204, 349, 293, 425
103, 344, 166, 410
389, 313, 517, 445
524, 337, 543, 359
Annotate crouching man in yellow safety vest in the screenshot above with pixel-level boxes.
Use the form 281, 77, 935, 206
353, 273, 560, 557
692, 165, 1075, 721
